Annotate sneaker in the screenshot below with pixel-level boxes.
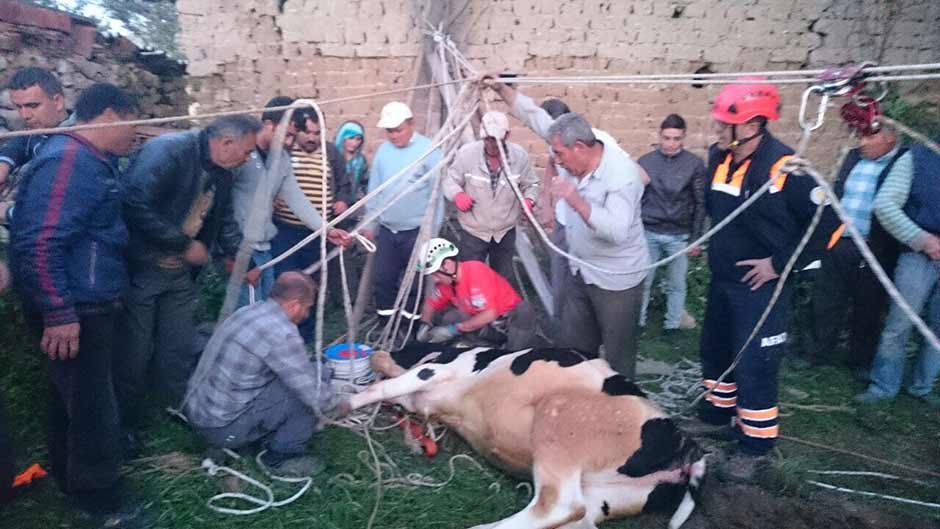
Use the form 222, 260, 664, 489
679, 310, 697, 330
716, 450, 768, 483
854, 390, 893, 404
258, 450, 323, 477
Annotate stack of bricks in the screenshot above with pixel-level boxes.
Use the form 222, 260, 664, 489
177, 0, 940, 172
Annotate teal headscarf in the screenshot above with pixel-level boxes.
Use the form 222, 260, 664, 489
335, 121, 367, 194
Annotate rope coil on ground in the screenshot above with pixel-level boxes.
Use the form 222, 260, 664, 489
199, 451, 314, 515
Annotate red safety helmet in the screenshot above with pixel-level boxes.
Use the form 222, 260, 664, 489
711, 81, 781, 124
840, 98, 882, 136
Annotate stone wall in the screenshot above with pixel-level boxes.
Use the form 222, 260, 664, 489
177, 0, 940, 169
0, 1, 188, 132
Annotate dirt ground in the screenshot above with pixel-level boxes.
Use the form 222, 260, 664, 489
682, 483, 940, 529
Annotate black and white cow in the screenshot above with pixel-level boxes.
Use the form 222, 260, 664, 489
347, 344, 706, 529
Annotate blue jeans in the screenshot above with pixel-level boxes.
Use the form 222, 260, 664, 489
866, 252, 940, 398
640, 230, 689, 329
237, 249, 276, 308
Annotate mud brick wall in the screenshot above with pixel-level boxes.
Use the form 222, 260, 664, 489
177, 0, 940, 171
0, 1, 188, 132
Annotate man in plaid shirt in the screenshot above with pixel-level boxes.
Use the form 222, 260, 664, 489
184, 272, 343, 475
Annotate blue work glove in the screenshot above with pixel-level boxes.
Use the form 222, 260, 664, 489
428, 323, 459, 343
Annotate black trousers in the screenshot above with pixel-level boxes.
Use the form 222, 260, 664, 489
458, 228, 517, 284
117, 263, 199, 412
25, 304, 123, 496
373, 226, 420, 314
699, 280, 790, 455
812, 238, 890, 368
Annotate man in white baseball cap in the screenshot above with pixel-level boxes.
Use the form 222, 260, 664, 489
375, 101, 413, 130
442, 110, 539, 281
363, 101, 443, 321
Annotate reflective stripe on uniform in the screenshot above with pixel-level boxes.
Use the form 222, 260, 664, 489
737, 406, 779, 439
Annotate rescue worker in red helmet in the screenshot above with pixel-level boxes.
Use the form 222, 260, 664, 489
698, 80, 833, 479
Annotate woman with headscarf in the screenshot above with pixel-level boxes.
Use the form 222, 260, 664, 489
334, 120, 369, 204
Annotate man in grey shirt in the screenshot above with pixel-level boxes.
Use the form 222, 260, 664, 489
638, 114, 706, 331
231, 96, 350, 307
546, 114, 649, 378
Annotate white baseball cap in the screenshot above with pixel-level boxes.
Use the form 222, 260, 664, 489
480, 111, 510, 139
376, 101, 413, 129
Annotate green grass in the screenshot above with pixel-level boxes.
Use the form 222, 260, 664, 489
2, 258, 939, 528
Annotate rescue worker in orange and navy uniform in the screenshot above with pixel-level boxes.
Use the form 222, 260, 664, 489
697, 81, 833, 478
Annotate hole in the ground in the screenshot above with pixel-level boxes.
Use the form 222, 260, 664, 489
672, 5, 685, 18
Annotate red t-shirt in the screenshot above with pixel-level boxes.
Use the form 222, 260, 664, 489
427, 261, 521, 316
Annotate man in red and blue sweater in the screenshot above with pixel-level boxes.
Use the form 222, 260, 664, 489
9, 83, 141, 523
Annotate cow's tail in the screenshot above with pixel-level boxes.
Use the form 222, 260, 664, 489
668, 456, 706, 529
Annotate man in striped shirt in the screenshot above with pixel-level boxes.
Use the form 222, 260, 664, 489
270, 107, 352, 341
856, 141, 940, 407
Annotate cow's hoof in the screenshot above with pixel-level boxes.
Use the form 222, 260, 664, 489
334, 397, 353, 418
371, 350, 406, 378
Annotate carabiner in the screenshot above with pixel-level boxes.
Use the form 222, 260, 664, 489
852, 81, 889, 106
799, 85, 829, 132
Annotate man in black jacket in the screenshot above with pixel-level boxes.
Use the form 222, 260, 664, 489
811, 104, 906, 373
638, 114, 707, 331
118, 115, 260, 416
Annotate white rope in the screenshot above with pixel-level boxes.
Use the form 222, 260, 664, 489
691, 187, 826, 408
498, 72, 940, 86
800, 162, 940, 352
0, 79, 468, 140
260, 88, 475, 276
494, 62, 940, 86
297, 97, 331, 408
378, 85, 479, 349
477, 64, 782, 278
881, 116, 940, 156
808, 470, 934, 487
1, 62, 936, 142
201, 455, 313, 515
685, 90, 832, 406
807, 479, 940, 510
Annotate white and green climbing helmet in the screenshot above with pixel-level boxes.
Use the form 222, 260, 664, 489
417, 237, 459, 275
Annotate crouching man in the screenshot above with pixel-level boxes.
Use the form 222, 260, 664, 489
415, 238, 536, 349
184, 272, 344, 476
